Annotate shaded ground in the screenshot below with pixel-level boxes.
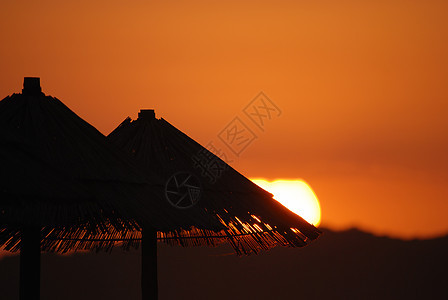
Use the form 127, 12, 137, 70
1, 228, 447, 299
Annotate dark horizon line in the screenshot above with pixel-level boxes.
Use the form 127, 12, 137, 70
318, 225, 448, 241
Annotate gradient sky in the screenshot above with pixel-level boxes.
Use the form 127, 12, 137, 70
1, 0, 448, 239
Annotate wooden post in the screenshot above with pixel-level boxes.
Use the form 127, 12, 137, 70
141, 228, 158, 300
20, 226, 41, 300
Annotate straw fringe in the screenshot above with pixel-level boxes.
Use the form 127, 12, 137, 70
2, 210, 312, 255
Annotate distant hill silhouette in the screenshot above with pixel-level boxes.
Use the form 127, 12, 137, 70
1, 228, 447, 299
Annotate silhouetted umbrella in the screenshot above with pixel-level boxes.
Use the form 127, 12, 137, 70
108, 109, 322, 299
0, 78, 167, 300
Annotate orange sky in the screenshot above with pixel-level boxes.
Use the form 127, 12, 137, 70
1, 0, 448, 239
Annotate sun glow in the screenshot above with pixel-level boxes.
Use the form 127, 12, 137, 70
251, 179, 321, 226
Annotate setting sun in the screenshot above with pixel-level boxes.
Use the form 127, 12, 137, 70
251, 179, 321, 227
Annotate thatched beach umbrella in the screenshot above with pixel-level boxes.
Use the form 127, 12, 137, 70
0, 78, 167, 300
108, 109, 322, 299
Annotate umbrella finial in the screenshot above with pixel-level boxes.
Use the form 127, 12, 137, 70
22, 77, 43, 95
138, 109, 155, 120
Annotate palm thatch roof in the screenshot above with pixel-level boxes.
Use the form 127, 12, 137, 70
0, 78, 170, 253
108, 110, 321, 255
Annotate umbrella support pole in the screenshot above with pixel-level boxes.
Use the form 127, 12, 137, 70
142, 228, 158, 300
20, 226, 41, 300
